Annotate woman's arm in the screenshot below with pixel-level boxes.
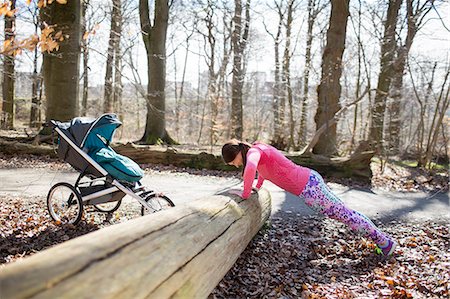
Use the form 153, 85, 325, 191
241, 148, 261, 199
255, 173, 265, 189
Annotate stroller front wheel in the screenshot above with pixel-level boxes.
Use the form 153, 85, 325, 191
47, 182, 83, 225
140, 193, 175, 216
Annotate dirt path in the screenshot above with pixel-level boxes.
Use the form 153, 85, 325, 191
1, 168, 448, 222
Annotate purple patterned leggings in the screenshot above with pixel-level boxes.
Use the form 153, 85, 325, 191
299, 170, 389, 245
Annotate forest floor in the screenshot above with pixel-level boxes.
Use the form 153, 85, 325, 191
0, 153, 448, 298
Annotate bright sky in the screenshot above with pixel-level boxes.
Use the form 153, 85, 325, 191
4, 0, 450, 90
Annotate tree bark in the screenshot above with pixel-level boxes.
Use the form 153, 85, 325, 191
30, 5, 42, 127
298, 0, 319, 149
80, 0, 89, 117
103, 0, 120, 113
424, 67, 450, 167
388, 0, 433, 154
1, 0, 16, 130
0, 190, 271, 299
313, 0, 349, 156
41, 0, 81, 123
270, 2, 284, 146
113, 0, 123, 119
139, 0, 175, 144
283, 0, 295, 150
368, 0, 402, 152
350, 0, 363, 152
230, 0, 250, 139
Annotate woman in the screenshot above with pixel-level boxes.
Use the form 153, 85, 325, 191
222, 139, 397, 256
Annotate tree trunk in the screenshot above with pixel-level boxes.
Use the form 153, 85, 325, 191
139, 0, 175, 144
298, 0, 318, 149
30, 56, 42, 127
283, 0, 295, 150
41, 0, 81, 123
350, 0, 363, 152
424, 68, 450, 167
113, 0, 123, 120
104, 0, 120, 113
230, 0, 250, 139
1, 0, 16, 130
313, 0, 349, 156
203, 3, 219, 146
177, 28, 193, 142
388, 0, 433, 154
271, 4, 283, 145
80, 0, 89, 117
30, 5, 41, 127
368, 0, 402, 152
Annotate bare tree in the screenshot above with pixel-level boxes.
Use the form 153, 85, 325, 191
283, 0, 296, 150
263, 1, 284, 147
298, 0, 325, 149
1, 0, 16, 129
80, 0, 89, 117
196, 0, 232, 146
387, 0, 434, 153
368, 0, 402, 152
113, 0, 123, 118
174, 22, 195, 141
230, 0, 250, 139
423, 65, 449, 168
139, 0, 176, 144
104, 0, 122, 113
28, 3, 43, 127
41, 0, 82, 123
313, 0, 350, 156
407, 60, 435, 164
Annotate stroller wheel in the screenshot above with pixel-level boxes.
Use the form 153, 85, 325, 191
141, 193, 175, 216
47, 182, 83, 225
93, 200, 122, 213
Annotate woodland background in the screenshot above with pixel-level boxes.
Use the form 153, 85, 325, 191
1, 1, 449, 297
0, 0, 449, 169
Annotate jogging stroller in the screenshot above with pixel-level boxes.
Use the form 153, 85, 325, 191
48, 113, 174, 225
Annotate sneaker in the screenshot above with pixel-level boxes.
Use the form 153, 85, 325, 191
376, 239, 397, 256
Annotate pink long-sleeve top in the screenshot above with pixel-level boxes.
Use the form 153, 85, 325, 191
242, 142, 311, 199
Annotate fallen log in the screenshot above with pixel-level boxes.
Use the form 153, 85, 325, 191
114, 143, 374, 182
0, 189, 271, 299
0, 138, 374, 181
114, 143, 233, 171
0, 139, 56, 157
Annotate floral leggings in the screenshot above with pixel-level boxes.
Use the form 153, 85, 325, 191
299, 170, 389, 245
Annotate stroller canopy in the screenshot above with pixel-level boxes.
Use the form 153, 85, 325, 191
52, 114, 122, 151
51, 114, 143, 182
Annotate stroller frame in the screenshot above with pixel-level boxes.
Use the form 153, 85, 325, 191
47, 117, 174, 225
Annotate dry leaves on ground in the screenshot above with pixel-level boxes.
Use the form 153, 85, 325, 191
211, 213, 449, 299
0, 196, 142, 265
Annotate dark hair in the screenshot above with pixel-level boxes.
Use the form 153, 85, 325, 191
221, 139, 252, 170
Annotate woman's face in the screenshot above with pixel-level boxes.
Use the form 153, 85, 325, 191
227, 152, 243, 167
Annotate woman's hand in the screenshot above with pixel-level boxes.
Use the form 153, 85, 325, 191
228, 189, 244, 198
228, 188, 258, 199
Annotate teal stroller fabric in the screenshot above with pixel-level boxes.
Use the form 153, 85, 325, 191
81, 115, 144, 182
90, 148, 144, 182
